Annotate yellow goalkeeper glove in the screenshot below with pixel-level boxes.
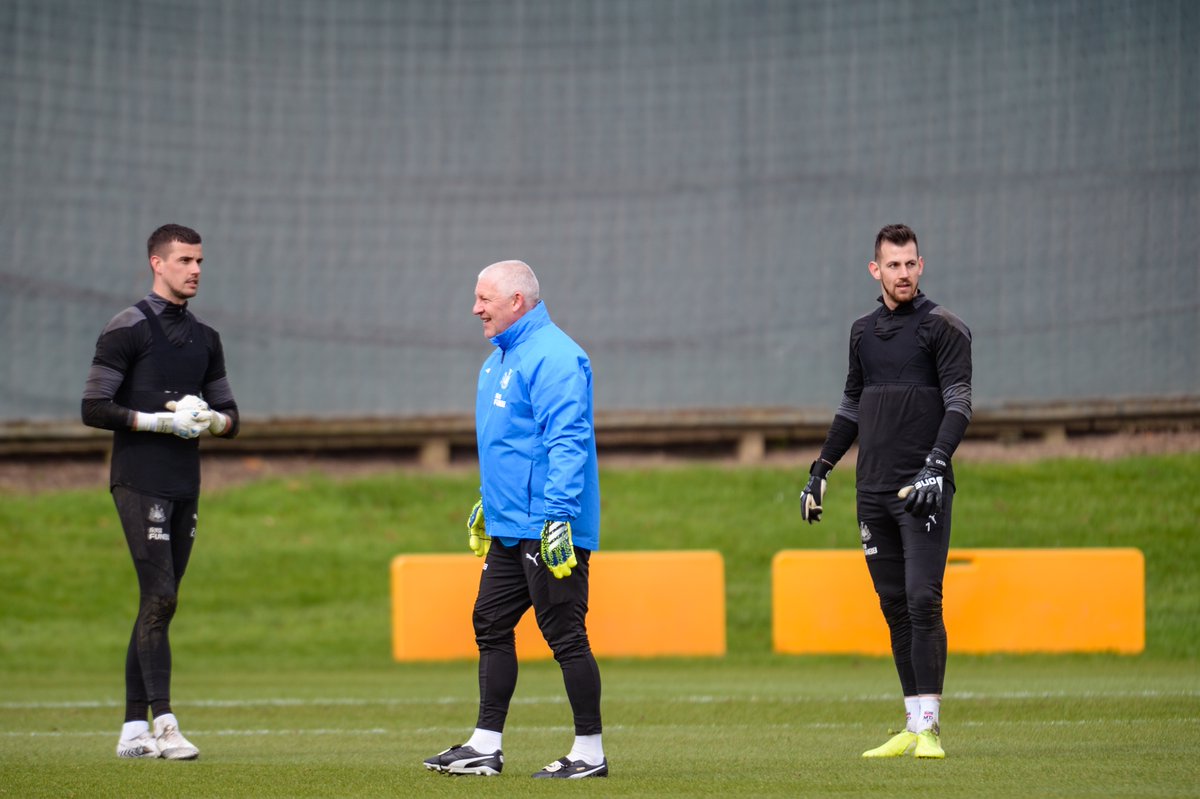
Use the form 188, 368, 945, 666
540, 520, 577, 579
467, 499, 490, 557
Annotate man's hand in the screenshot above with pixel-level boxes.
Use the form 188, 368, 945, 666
898, 448, 949, 517
207, 410, 229, 436
170, 394, 228, 435
467, 499, 490, 558
168, 394, 210, 417
134, 396, 211, 439
540, 520, 577, 579
800, 460, 832, 524
165, 396, 212, 439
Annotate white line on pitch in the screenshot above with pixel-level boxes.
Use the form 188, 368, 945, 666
1, 728, 390, 738
4, 689, 1199, 711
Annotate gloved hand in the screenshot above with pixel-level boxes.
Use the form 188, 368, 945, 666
540, 520, 577, 579
800, 459, 832, 524
134, 396, 211, 439
898, 448, 949, 517
170, 394, 230, 435
168, 394, 210, 417
165, 395, 212, 439
467, 499, 490, 558
207, 409, 229, 436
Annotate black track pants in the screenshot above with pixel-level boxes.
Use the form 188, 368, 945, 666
858, 486, 953, 696
113, 486, 198, 721
472, 538, 602, 736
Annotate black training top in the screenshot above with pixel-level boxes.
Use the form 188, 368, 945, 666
819, 293, 972, 493
82, 293, 239, 499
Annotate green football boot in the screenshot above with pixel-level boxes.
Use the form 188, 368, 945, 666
913, 725, 945, 759
861, 730, 918, 758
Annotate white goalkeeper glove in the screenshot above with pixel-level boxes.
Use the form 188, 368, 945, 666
467, 498, 490, 557
540, 520, 577, 579
206, 409, 229, 436
134, 395, 211, 439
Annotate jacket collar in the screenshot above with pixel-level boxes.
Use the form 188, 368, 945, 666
491, 300, 551, 352
875, 291, 928, 316
146, 292, 189, 317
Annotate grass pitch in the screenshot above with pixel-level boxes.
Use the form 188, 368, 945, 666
3, 659, 1197, 798
1, 454, 1198, 796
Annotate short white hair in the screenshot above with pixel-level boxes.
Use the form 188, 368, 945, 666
478, 260, 540, 307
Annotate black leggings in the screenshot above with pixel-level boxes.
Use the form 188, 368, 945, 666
113, 486, 198, 722
858, 487, 954, 696
472, 538, 602, 736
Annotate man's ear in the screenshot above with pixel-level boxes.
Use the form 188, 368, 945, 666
868, 261, 881, 281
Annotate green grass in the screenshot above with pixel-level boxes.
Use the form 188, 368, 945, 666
2, 454, 1198, 797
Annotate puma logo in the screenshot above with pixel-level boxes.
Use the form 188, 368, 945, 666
525, 553, 539, 565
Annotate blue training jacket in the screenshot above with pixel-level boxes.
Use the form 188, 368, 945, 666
475, 301, 601, 551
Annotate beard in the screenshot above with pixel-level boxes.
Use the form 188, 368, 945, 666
884, 281, 917, 307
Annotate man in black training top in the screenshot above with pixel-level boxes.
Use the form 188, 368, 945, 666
82, 224, 240, 761
800, 224, 972, 759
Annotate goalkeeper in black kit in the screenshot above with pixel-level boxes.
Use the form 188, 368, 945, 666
800, 224, 972, 759
82, 224, 240, 761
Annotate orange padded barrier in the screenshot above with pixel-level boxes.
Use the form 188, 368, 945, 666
392, 551, 726, 661
773, 548, 1144, 655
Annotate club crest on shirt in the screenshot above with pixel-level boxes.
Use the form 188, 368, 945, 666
500, 369, 513, 390
148, 505, 167, 524
859, 522, 872, 543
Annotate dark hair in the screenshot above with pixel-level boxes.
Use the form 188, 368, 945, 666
874, 224, 918, 262
147, 224, 201, 258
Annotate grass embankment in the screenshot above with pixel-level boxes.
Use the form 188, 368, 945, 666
1, 455, 1196, 797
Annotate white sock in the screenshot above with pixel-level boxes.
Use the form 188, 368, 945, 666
904, 696, 921, 732
567, 734, 604, 764
465, 728, 502, 754
917, 695, 941, 732
121, 720, 149, 739
153, 713, 178, 736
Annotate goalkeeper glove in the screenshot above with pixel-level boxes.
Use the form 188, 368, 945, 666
168, 394, 209, 417
164, 395, 228, 436
467, 498, 490, 558
540, 520, 577, 579
207, 409, 229, 436
800, 459, 832, 524
134, 396, 211, 439
898, 448, 949, 517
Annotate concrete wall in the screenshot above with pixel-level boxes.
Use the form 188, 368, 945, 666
2, 0, 1196, 420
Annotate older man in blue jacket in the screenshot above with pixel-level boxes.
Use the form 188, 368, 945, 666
424, 260, 606, 780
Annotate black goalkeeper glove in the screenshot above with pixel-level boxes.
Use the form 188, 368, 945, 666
898, 448, 949, 517
800, 460, 832, 524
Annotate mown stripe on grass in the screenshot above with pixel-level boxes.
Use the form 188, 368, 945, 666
5, 717, 1199, 739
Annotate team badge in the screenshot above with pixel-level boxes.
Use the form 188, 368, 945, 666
500, 369, 513, 390
148, 505, 166, 523
859, 522, 872, 542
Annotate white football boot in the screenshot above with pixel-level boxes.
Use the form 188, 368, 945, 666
116, 729, 160, 759
154, 714, 200, 760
